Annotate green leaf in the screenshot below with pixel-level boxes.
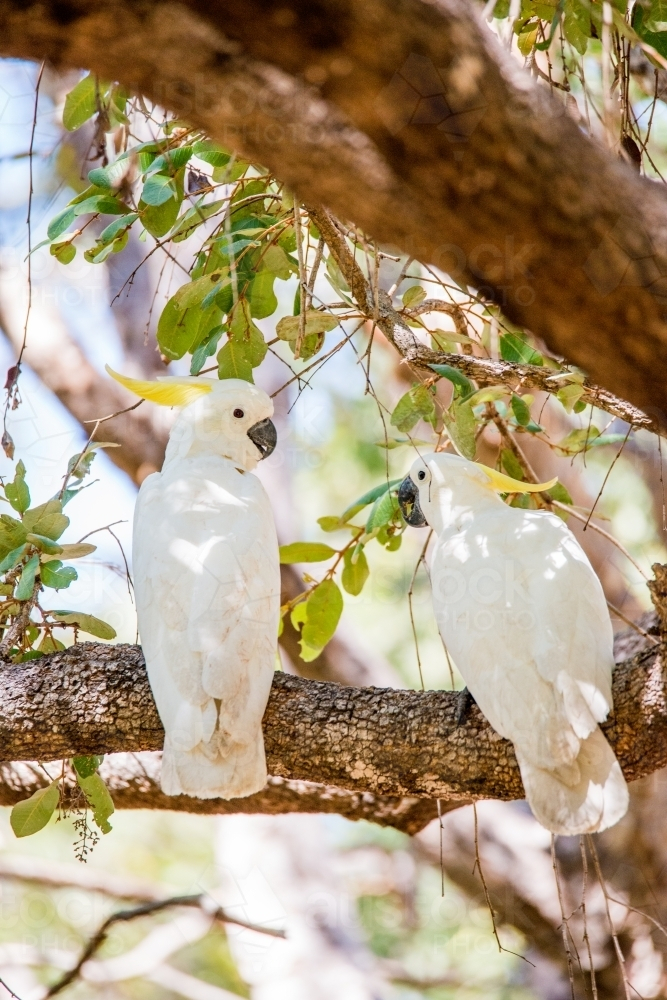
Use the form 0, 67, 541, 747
299, 580, 343, 661
72, 755, 104, 778
63, 74, 98, 131
275, 312, 339, 341
23, 500, 69, 541
563, 0, 590, 52
15, 554, 39, 600
501, 449, 525, 481
510, 394, 531, 426
49, 542, 96, 561
73, 195, 131, 218
98, 213, 139, 243
26, 533, 63, 555
47, 207, 77, 241
10, 782, 59, 838
38, 634, 66, 653
430, 364, 473, 397
50, 241, 76, 264
0, 516, 28, 560
261, 245, 296, 280
40, 561, 78, 591
248, 271, 278, 319
340, 479, 402, 523
390, 385, 436, 433
88, 160, 128, 190
554, 427, 601, 456
279, 542, 336, 564
499, 332, 543, 366
190, 326, 224, 375
547, 481, 573, 504
141, 168, 184, 237
141, 173, 177, 207
402, 285, 427, 308
192, 140, 231, 167
444, 400, 476, 459
229, 306, 267, 367
51, 610, 117, 639
170, 199, 225, 243
0, 543, 28, 574
366, 490, 403, 533
556, 383, 586, 413
317, 516, 345, 533
217, 340, 254, 382
5, 463, 30, 514
634, 0, 667, 56
466, 386, 509, 407
76, 772, 114, 834
342, 546, 369, 596
157, 298, 197, 361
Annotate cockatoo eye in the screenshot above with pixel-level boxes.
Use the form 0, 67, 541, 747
418, 470, 426, 481
233, 408, 245, 419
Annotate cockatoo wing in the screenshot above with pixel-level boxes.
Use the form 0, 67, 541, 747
134, 455, 279, 799
430, 505, 627, 834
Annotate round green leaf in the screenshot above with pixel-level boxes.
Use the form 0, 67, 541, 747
279, 542, 336, 564
300, 580, 343, 660
10, 781, 59, 838
342, 546, 369, 596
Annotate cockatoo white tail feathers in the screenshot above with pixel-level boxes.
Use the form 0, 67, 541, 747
398, 452, 628, 835
108, 368, 280, 800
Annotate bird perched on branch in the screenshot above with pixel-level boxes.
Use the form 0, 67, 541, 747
398, 452, 629, 835
107, 367, 280, 800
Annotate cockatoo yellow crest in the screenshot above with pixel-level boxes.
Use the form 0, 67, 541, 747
398, 452, 628, 835
109, 367, 280, 800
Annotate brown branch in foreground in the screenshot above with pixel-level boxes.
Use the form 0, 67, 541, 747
45, 893, 284, 999
0, 633, 664, 806
0, 757, 442, 835
308, 206, 661, 437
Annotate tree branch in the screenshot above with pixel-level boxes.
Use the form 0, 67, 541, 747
0, 638, 664, 808
309, 205, 661, 435
1, 0, 667, 420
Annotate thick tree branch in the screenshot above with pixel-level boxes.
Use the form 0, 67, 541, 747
1, 0, 667, 419
309, 205, 661, 435
0, 639, 664, 807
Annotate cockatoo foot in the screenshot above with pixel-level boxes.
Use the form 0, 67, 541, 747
455, 687, 476, 726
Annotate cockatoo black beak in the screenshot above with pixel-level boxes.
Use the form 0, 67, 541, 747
398, 476, 427, 527
247, 417, 277, 459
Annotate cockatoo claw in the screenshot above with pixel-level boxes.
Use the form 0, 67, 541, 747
455, 687, 476, 726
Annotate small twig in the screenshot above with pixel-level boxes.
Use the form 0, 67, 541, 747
472, 804, 533, 965
82, 400, 144, 425
46, 893, 286, 997
407, 529, 432, 691
437, 798, 445, 898
552, 836, 577, 1000
583, 424, 632, 530
607, 600, 659, 644
587, 835, 634, 1000
580, 837, 599, 1000
0, 977, 23, 1000
293, 201, 307, 358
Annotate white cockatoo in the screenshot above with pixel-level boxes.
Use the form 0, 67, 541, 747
398, 452, 629, 835
107, 367, 280, 800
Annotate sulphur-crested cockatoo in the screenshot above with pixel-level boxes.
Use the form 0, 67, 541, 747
107, 366, 279, 800
398, 452, 628, 835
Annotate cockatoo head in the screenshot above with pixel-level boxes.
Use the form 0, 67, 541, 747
105, 367, 277, 472
398, 452, 557, 532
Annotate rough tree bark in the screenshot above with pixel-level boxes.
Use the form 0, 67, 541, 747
0, 637, 664, 805
2, 0, 667, 421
